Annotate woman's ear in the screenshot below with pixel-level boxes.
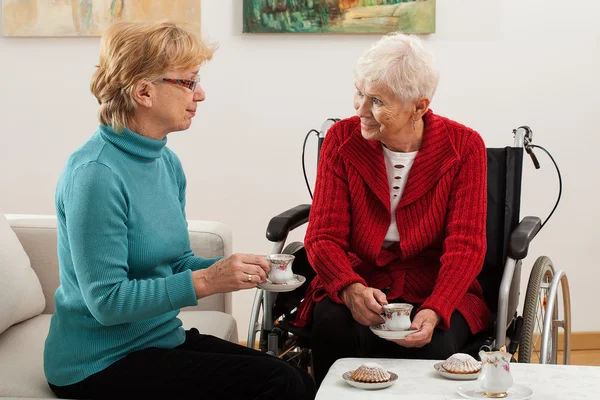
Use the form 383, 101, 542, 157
132, 80, 153, 108
414, 97, 431, 119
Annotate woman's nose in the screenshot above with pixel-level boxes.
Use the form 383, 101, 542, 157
194, 85, 206, 102
356, 100, 371, 117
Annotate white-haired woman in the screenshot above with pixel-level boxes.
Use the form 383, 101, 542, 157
44, 21, 315, 399
294, 32, 490, 386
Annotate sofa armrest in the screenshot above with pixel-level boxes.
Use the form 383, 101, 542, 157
184, 220, 233, 314
187, 220, 232, 258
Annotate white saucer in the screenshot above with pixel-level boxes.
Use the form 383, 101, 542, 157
257, 274, 306, 292
433, 362, 480, 380
369, 324, 420, 340
457, 382, 533, 399
342, 371, 398, 390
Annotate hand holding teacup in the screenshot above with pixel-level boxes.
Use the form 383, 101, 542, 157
388, 308, 441, 348
192, 253, 270, 298
340, 283, 388, 326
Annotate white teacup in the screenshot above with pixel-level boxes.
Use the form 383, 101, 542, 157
381, 303, 413, 331
265, 254, 295, 284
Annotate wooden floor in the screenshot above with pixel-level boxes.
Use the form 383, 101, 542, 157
519, 332, 600, 366
514, 350, 600, 366
561, 350, 600, 366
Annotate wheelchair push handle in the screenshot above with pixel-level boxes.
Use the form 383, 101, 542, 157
513, 125, 540, 169
526, 146, 541, 169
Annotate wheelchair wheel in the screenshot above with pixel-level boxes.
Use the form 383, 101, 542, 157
279, 339, 313, 376
282, 241, 305, 258
518, 256, 558, 363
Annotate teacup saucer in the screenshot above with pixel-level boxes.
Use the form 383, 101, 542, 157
257, 274, 306, 292
369, 324, 420, 340
457, 382, 533, 399
342, 371, 398, 390
433, 362, 480, 380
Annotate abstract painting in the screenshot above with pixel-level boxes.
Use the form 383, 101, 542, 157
243, 0, 435, 34
2, 0, 201, 37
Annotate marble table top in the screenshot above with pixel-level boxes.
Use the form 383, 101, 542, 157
316, 357, 600, 399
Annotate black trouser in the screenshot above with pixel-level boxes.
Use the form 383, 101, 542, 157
49, 328, 316, 400
312, 297, 471, 387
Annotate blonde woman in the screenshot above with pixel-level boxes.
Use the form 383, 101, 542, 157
44, 21, 315, 399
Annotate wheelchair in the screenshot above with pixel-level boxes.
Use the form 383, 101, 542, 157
247, 121, 572, 374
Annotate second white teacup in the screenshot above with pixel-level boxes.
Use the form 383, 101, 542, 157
265, 254, 295, 284
381, 303, 413, 331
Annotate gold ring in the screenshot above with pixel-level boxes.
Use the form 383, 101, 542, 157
247, 274, 252, 282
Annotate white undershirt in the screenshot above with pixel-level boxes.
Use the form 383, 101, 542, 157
382, 146, 418, 244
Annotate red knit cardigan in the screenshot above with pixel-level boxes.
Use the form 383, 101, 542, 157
294, 110, 491, 334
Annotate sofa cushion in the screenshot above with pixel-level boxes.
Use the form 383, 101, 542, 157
0, 315, 54, 398
0, 311, 238, 398
179, 311, 239, 344
0, 212, 45, 335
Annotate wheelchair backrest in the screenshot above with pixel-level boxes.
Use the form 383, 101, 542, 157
480, 147, 524, 312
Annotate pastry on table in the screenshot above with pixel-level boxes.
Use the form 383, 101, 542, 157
441, 353, 482, 374
350, 362, 392, 383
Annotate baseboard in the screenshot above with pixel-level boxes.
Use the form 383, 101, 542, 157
241, 332, 600, 352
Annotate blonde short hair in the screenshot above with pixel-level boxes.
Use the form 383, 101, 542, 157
91, 21, 216, 131
354, 32, 439, 104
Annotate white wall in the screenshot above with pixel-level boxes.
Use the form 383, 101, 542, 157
1, 1, 599, 342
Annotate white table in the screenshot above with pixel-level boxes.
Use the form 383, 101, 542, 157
316, 358, 600, 399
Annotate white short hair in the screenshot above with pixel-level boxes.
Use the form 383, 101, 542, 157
354, 32, 439, 103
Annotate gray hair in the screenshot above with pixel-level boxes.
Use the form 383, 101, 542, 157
354, 32, 439, 103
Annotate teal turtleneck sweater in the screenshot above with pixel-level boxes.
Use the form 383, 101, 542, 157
44, 125, 221, 386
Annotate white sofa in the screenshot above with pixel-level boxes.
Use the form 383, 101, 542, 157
0, 215, 238, 399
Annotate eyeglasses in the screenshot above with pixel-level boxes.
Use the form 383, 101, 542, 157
160, 75, 201, 92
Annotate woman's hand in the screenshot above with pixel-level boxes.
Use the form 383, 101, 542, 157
192, 254, 270, 298
389, 308, 441, 348
340, 283, 388, 326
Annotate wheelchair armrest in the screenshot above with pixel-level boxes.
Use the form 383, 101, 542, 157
266, 204, 311, 242
507, 216, 542, 260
